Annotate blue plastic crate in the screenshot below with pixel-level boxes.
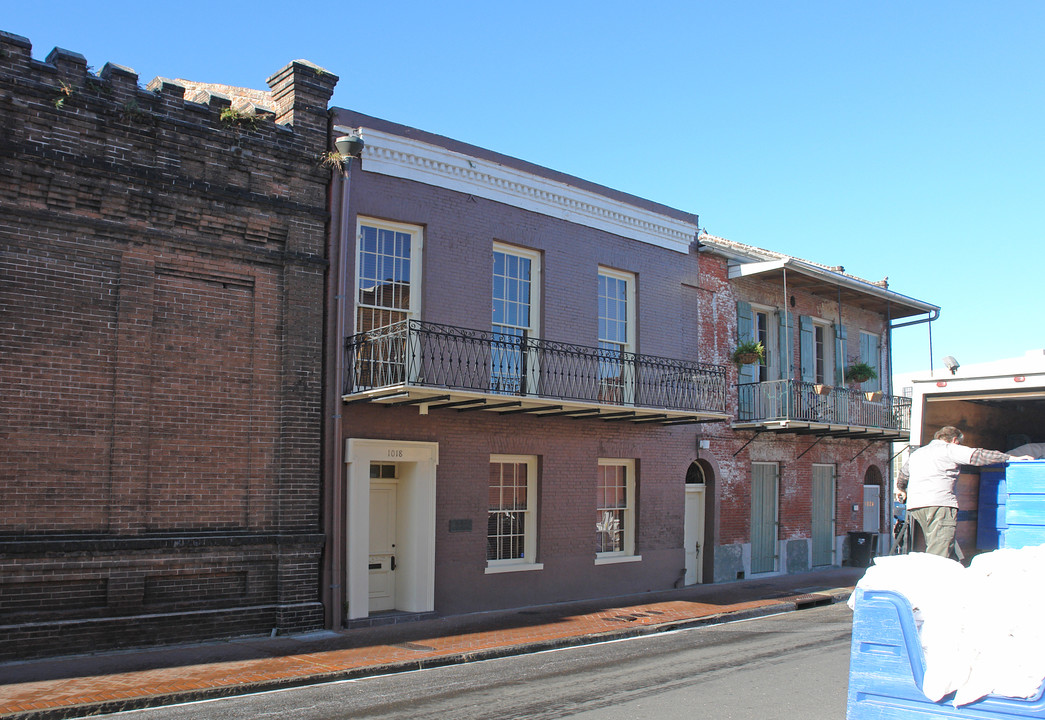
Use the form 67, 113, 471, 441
1007, 461, 1045, 494
848, 589, 1045, 718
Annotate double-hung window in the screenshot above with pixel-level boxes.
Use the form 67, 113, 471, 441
597, 268, 635, 403
596, 459, 638, 563
492, 243, 540, 395
355, 218, 422, 333
352, 219, 423, 389
487, 455, 542, 572
814, 323, 827, 384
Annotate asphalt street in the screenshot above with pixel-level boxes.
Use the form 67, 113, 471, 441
88, 602, 853, 720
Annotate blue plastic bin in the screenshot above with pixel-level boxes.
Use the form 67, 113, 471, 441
848, 588, 1045, 718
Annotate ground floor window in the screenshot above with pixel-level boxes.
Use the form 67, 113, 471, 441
487, 455, 539, 570
596, 458, 636, 559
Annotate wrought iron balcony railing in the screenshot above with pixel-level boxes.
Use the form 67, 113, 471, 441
344, 319, 728, 416
737, 379, 912, 436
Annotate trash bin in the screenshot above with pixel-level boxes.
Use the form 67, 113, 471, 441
848, 531, 876, 567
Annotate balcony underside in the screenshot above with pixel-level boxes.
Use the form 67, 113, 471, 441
732, 419, 910, 441
344, 384, 731, 425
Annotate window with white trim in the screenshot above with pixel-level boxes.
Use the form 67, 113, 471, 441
596, 459, 637, 560
492, 243, 541, 394
814, 323, 827, 384
487, 455, 540, 571
597, 268, 636, 403
355, 218, 422, 333
753, 306, 777, 381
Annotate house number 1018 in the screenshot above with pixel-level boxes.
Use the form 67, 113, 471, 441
387, 449, 404, 458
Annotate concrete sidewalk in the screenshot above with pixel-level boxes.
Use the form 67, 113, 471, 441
0, 566, 865, 720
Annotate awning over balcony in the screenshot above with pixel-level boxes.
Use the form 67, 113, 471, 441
734, 380, 912, 441
726, 258, 935, 321
697, 235, 939, 322
343, 320, 731, 426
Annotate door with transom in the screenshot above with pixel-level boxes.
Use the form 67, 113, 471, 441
369, 463, 398, 612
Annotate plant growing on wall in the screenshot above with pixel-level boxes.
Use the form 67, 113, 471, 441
319, 150, 346, 173
731, 339, 766, 367
53, 80, 74, 109
220, 106, 259, 130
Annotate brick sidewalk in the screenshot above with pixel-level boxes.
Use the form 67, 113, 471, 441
0, 567, 863, 719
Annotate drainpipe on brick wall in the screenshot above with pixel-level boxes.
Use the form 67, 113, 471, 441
323, 156, 353, 631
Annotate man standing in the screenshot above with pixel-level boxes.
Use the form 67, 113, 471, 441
895, 426, 1032, 558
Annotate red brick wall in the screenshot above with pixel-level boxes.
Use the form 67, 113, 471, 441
694, 250, 892, 572
0, 32, 334, 659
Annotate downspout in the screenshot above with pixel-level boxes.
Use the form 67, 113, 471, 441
837, 285, 843, 385
889, 308, 940, 375
323, 148, 354, 631
783, 268, 792, 418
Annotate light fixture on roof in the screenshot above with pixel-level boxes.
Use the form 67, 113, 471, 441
943, 356, 960, 375
335, 132, 365, 159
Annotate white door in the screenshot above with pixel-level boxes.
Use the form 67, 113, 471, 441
369, 480, 397, 612
684, 484, 705, 584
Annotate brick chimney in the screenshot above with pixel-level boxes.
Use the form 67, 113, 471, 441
266, 60, 338, 140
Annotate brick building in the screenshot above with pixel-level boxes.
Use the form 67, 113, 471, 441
695, 235, 937, 577
1, 30, 939, 658
322, 110, 938, 626
0, 32, 335, 659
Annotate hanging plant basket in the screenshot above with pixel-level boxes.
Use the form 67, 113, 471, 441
731, 340, 766, 367
844, 362, 878, 385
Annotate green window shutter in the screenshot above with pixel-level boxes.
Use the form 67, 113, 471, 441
736, 302, 757, 384
736, 301, 753, 341
861, 333, 881, 391
799, 315, 814, 383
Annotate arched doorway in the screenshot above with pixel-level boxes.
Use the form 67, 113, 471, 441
684, 460, 713, 584
863, 465, 884, 533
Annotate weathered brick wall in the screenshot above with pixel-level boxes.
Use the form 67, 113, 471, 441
694, 250, 892, 574
0, 31, 335, 659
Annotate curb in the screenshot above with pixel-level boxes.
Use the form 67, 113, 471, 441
1, 591, 852, 720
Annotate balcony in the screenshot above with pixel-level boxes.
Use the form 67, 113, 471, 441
343, 320, 729, 425
735, 380, 912, 440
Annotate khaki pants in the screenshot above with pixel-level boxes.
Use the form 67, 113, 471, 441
908, 506, 958, 558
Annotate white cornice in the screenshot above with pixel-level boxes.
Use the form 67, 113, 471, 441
337, 126, 696, 254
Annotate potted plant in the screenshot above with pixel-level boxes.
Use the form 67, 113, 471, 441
731, 339, 765, 367
845, 362, 878, 385
814, 384, 832, 395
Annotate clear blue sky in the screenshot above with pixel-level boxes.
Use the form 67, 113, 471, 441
7, 1, 1042, 375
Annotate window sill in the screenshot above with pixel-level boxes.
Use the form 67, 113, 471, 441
485, 562, 544, 574
594, 554, 642, 566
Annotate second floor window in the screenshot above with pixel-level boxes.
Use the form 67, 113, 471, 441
492, 243, 540, 394
355, 218, 422, 334
755, 309, 771, 382
814, 324, 826, 384
597, 268, 635, 402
